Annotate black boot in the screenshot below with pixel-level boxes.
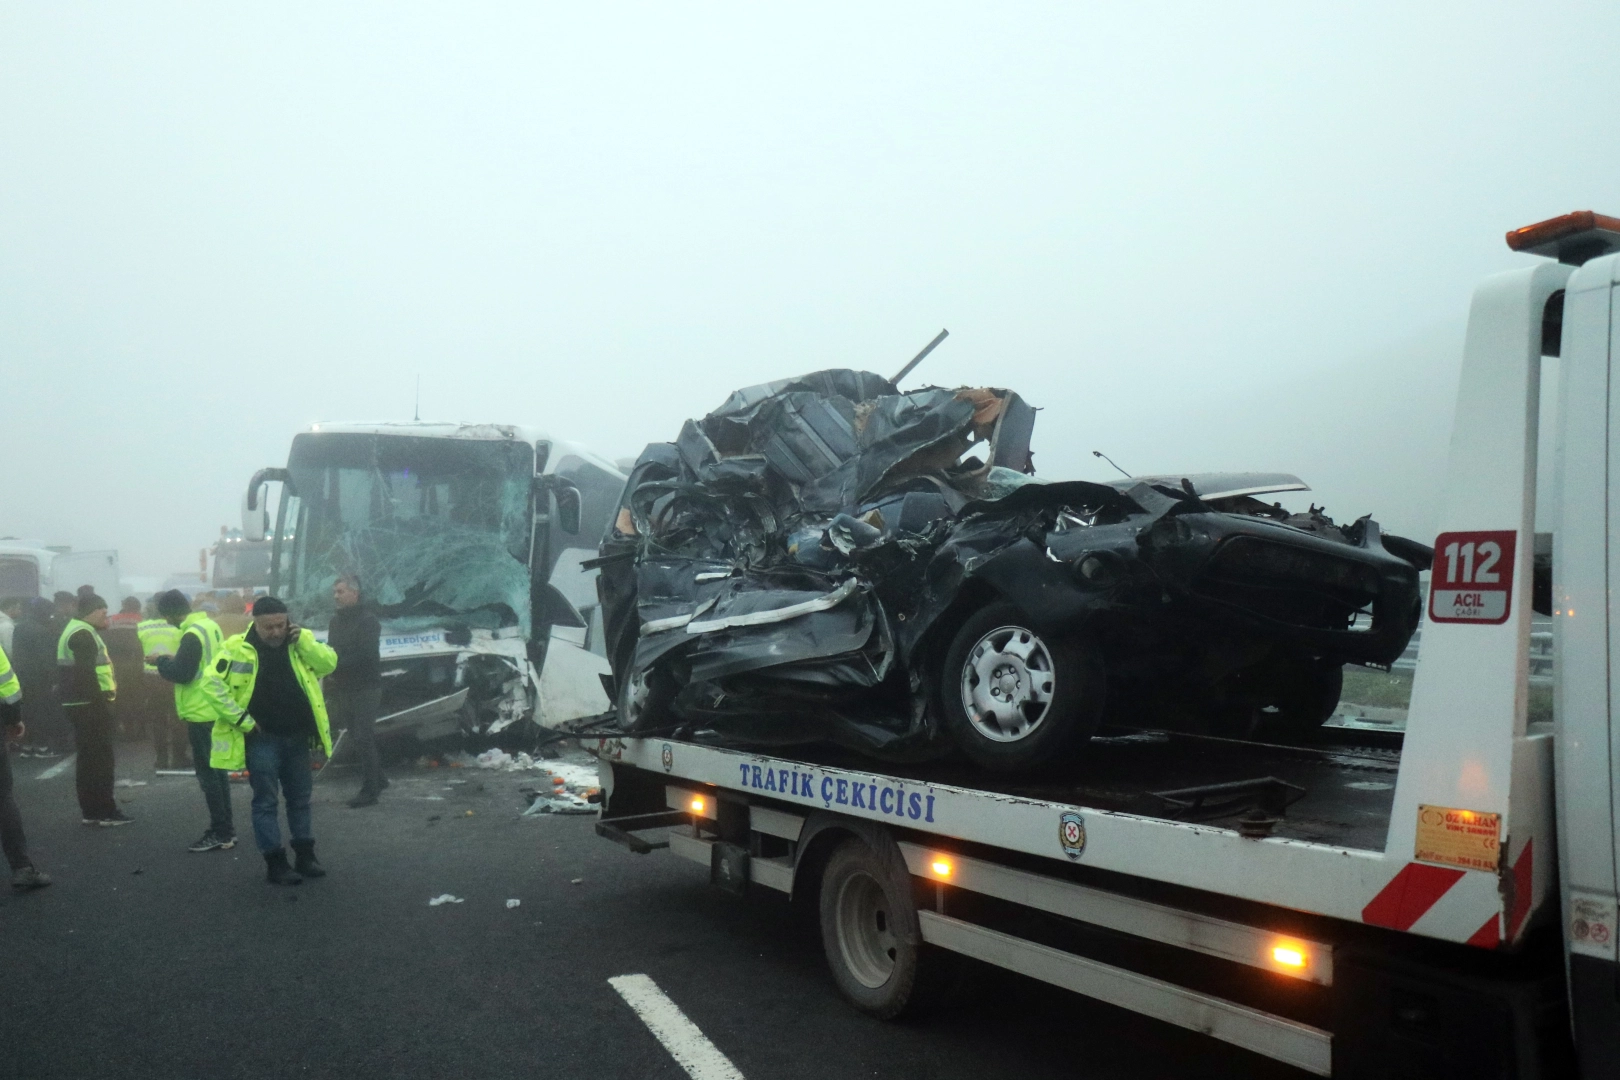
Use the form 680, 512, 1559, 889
291, 839, 326, 879
265, 849, 303, 885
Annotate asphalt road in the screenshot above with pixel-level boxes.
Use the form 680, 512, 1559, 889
0, 739, 1311, 1080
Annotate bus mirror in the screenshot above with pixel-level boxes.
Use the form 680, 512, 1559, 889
242, 468, 289, 543
536, 475, 583, 535
555, 485, 582, 534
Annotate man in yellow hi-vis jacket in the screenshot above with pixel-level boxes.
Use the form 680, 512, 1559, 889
214, 596, 336, 885
57, 592, 127, 826
0, 643, 50, 889
150, 589, 241, 853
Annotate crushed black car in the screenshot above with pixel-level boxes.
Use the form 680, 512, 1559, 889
593, 368, 1431, 774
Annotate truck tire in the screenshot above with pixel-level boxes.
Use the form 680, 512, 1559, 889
818, 836, 937, 1020
940, 602, 1104, 774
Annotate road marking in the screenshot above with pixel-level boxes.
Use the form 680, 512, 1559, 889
608, 974, 745, 1080
36, 754, 76, 781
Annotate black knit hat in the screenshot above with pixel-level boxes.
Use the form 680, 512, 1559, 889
251, 595, 289, 617
156, 590, 192, 620
76, 592, 108, 617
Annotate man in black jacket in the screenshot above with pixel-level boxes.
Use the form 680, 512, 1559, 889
327, 575, 387, 807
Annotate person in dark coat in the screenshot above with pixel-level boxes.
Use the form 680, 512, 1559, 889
326, 575, 387, 807
103, 596, 145, 739
12, 599, 64, 758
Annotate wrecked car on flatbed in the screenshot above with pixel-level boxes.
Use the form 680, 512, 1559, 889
593, 369, 1430, 773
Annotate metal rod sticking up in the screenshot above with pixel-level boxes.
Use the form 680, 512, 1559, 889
890, 328, 950, 386
1091, 450, 1132, 479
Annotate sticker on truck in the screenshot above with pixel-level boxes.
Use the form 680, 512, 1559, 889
1415, 804, 1501, 871
1428, 530, 1516, 624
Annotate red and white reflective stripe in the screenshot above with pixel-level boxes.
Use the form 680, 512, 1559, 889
1464, 840, 1536, 948
1362, 843, 1533, 949
1362, 862, 1465, 931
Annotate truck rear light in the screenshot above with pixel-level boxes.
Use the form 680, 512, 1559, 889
1506, 210, 1620, 265
1270, 941, 1309, 972
689, 796, 706, 815
929, 857, 954, 878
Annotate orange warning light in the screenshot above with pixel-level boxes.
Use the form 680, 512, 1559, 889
1506, 210, 1620, 264
1272, 945, 1306, 969
930, 858, 954, 878
690, 797, 705, 814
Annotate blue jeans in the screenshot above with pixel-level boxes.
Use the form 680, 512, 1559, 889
187, 722, 234, 839
245, 732, 313, 855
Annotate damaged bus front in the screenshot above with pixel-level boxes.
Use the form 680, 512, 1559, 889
241, 423, 626, 746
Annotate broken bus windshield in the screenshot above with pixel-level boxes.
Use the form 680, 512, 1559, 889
278, 433, 536, 634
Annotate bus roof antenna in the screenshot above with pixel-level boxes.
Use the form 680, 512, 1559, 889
414, 375, 421, 422
891, 329, 950, 387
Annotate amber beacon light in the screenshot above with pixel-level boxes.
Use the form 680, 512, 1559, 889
1506, 210, 1620, 264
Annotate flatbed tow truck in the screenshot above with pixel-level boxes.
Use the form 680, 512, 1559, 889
587, 212, 1620, 1078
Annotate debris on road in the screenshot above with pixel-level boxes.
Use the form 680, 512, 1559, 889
428, 894, 464, 906
506, 899, 521, 908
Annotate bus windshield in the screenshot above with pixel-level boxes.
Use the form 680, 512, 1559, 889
277, 432, 535, 633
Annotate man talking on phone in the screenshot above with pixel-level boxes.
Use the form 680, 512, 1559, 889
213, 596, 338, 885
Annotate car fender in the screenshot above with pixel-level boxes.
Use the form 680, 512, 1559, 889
967, 537, 1100, 630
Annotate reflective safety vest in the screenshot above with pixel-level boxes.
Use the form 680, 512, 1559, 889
57, 618, 116, 704
210, 630, 337, 771
136, 618, 181, 676
172, 613, 238, 725
0, 643, 20, 706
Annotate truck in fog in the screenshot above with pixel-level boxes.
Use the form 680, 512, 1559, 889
241, 422, 625, 746
0, 541, 121, 604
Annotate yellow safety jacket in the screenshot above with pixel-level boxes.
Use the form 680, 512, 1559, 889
56, 618, 116, 704
136, 617, 181, 676
0, 643, 20, 706
210, 629, 337, 770
172, 612, 238, 725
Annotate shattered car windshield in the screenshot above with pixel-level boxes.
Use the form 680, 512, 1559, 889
281, 433, 534, 633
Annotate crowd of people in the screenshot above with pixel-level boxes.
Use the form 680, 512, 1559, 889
0, 576, 387, 891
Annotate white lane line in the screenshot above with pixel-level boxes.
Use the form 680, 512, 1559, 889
608, 974, 745, 1080
35, 754, 76, 781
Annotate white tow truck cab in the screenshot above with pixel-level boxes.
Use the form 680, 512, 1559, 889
590, 212, 1620, 1077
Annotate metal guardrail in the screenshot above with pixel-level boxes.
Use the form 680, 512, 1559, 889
1388, 627, 1554, 681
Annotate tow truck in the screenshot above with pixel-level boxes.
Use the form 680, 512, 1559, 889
587, 212, 1620, 1077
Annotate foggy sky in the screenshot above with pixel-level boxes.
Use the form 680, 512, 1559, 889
3, 3, 1615, 578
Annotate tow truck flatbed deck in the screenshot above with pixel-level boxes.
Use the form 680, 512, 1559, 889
594, 726, 1402, 852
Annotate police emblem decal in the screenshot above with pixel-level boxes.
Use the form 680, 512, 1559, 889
660, 743, 674, 773
1059, 812, 1086, 860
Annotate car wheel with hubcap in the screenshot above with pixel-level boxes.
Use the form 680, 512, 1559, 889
940, 602, 1104, 773
616, 663, 674, 732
